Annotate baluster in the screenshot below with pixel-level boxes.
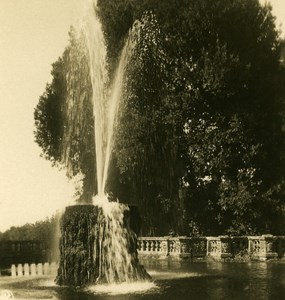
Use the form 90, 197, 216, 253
11, 264, 16, 277
149, 241, 153, 252
44, 263, 50, 275
157, 240, 160, 252
17, 264, 23, 277
151, 241, 155, 252
145, 240, 149, 252
30, 263, 36, 276
37, 263, 43, 276
24, 263, 30, 276
169, 241, 173, 252
153, 240, 157, 252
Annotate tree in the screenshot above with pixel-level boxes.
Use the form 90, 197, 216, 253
34, 28, 96, 202
178, 0, 285, 235
34, 0, 285, 235
102, 0, 285, 235
0, 217, 57, 242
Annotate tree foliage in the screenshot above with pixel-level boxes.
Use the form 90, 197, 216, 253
34, 28, 96, 202
34, 0, 285, 235
0, 217, 57, 241
0, 217, 59, 259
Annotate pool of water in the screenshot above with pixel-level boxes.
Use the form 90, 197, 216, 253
1, 260, 285, 299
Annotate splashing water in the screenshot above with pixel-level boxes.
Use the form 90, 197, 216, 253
59, 0, 150, 286
93, 195, 147, 283
88, 281, 159, 295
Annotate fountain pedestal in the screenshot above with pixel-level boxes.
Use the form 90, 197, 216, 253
56, 204, 150, 287
56, 205, 99, 287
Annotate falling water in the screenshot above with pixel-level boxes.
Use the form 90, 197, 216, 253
62, 0, 150, 285
93, 195, 148, 283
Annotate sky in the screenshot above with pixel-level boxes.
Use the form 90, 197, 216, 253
0, 0, 86, 231
0, 0, 284, 232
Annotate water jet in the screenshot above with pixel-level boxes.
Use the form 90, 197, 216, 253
55, 0, 150, 287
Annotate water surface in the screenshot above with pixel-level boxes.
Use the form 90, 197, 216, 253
1, 260, 285, 299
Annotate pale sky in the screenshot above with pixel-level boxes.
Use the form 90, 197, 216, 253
0, 0, 284, 232
0, 0, 85, 232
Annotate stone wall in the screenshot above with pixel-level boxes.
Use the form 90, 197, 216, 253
138, 235, 285, 261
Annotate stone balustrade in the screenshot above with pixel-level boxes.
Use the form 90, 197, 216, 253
138, 236, 206, 259
138, 235, 285, 261
10, 262, 57, 277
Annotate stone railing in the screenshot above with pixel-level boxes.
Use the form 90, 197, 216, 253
138, 235, 285, 261
138, 237, 207, 259
10, 262, 57, 277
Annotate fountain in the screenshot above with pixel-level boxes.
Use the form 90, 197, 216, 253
56, 0, 150, 287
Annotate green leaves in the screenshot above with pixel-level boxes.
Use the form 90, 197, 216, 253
34, 28, 96, 202
34, 0, 285, 235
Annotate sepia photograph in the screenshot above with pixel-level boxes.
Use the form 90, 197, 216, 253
1, 0, 285, 299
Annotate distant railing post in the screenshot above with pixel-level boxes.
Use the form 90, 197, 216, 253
137, 235, 283, 261
44, 262, 50, 275
11, 264, 16, 277
160, 239, 169, 255
30, 263, 36, 276
10, 262, 58, 277
24, 263, 29, 276
248, 236, 265, 260
37, 263, 43, 276
17, 264, 23, 277
178, 238, 192, 258
219, 236, 232, 259
207, 237, 222, 259
169, 238, 180, 255
262, 234, 278, 260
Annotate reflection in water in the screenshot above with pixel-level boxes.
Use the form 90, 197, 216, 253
148, 270, 203, 279
1, 261, 285, 299
87, 281, 159, 296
